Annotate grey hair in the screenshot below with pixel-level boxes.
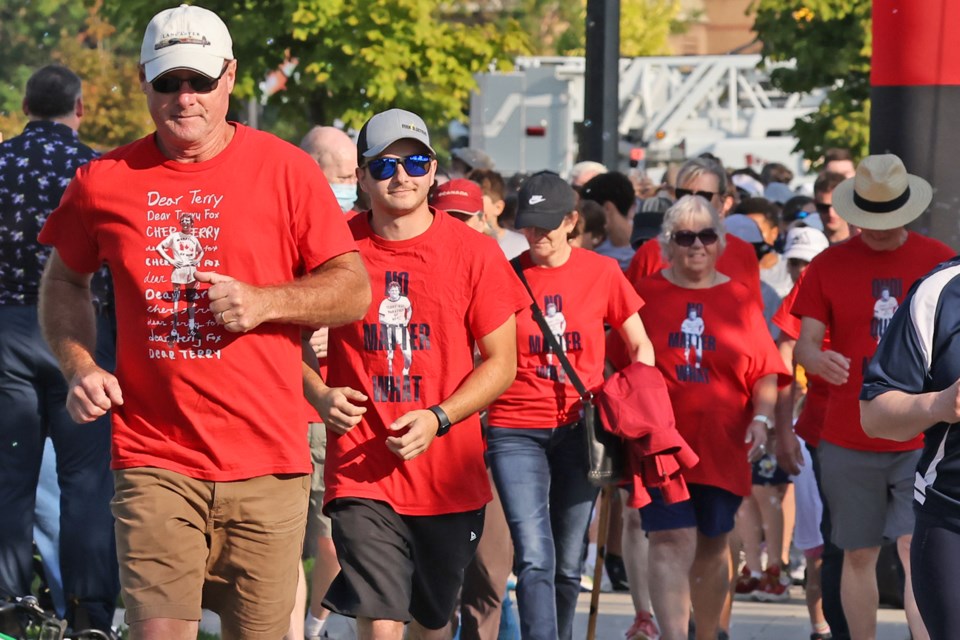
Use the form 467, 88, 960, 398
569, 161, 608, 183
658, 195, 727, 261
675, 157, 728, 195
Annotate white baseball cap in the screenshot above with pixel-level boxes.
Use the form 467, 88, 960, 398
141, 4, 233, 83
783, 226, 829, 262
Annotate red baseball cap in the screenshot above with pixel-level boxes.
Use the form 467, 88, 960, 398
431, 178, 483, 216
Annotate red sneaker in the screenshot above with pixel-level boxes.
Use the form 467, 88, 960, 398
734, 566, 761, 597
755, 564, 791, 602
625, 610, 660, 640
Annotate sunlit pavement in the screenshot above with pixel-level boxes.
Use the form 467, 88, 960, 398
114, 586, 911, 639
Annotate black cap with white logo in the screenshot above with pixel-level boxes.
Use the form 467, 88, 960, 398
514, 171, 577, 231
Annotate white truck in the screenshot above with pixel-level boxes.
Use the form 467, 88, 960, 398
468, 54, 827, 179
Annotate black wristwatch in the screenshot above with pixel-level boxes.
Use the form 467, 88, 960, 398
428, 405, 453, 437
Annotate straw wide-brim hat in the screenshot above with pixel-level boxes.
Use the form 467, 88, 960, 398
831, 154, 932, 231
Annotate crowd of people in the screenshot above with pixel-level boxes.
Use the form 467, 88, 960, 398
2, 4, 959, 640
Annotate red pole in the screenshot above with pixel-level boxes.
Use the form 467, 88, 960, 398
871, 0, 960, 248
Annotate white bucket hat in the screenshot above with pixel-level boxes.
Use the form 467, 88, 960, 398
831, 154, 932, 230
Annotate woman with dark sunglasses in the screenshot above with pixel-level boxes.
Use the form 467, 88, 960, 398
631, 195, 790, 640
625, 158, 764, 308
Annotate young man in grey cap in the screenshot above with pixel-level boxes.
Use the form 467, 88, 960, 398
37, 5, 370, 638
306, 108, 527, 640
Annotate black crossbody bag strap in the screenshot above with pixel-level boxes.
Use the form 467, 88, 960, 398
510, 257, 592, 404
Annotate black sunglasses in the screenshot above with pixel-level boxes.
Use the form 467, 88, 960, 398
672, 228, 719, 247
675, 187, 718, 201
814, 202, 833, 215
151, 65, 228, 94
366, 154, 432, 181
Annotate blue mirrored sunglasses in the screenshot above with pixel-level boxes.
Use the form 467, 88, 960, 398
366, 154, 432, 180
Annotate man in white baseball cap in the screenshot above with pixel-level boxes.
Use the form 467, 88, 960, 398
37, 4, 372, 638
782, 225, 829, 283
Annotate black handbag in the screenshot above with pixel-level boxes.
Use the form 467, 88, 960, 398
510, 258, 626, 486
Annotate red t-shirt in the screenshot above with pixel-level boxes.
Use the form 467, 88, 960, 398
625, 234, 763, 304
772, 282, 830, 446
791, 233, 955, 452
488, 248, 643, 428
635, 273, 790, 496
38, 124, 358, 480
324, 210, 529, 516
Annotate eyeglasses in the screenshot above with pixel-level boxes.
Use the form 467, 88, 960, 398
675, 187, 718, 201
671, 228, 719, 247
814, 202, 834, 216
366, 154, 432, 181
151, 65, 228, 94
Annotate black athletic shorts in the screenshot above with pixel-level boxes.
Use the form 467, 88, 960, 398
323, 498, 485, 629
911, 511, 960, 640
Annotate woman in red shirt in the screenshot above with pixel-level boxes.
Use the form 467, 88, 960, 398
486, 172, 655, 640
633, 195, 789, 640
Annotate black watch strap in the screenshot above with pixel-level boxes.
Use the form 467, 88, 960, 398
428, 405, 453, 437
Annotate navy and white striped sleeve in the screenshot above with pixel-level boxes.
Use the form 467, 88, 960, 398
862, 262, 960, 400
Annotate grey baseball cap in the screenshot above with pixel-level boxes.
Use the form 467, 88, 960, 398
356, 108, 436, 163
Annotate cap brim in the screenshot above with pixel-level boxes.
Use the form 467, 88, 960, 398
143, 51, 226, 82
783, 248, 818, 262
515, 210, 565, 230
361, 137, 436, 160
831, 175, 932, 230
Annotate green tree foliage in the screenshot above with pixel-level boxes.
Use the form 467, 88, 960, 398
105, 0, 528, 141
621, 0, 683, 57
751, 0, 871, 163
0, 0, 87, 135
507, 0, 585, 56
0, 0, 153, 149
508, 0, 681, 57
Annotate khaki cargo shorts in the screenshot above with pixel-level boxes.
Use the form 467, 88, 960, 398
111, 467, 309, 639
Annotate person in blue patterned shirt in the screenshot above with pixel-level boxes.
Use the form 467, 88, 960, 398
0, 64, 118, 634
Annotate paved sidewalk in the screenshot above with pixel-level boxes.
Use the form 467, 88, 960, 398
115, 585, 911, 638
573, 587, 910, 640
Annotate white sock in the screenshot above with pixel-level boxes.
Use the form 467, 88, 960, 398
304, 610, 326, 638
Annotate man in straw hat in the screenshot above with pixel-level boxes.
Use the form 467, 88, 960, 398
37, 4, 370, 638
793, 154, 953, 640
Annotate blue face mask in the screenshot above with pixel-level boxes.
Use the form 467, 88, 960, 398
330, 182, 358, 212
